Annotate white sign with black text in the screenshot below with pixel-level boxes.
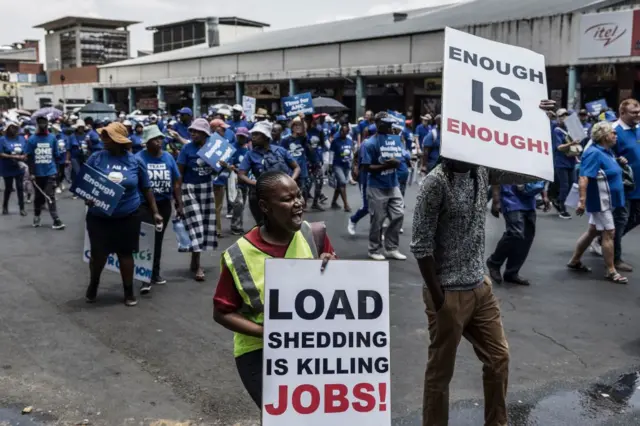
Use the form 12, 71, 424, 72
579, 11, 633, 59
441, 27, 553, 181
262, 259, 390, 426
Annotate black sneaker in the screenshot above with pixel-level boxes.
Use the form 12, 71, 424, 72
32, 216, 41, 228
311, 203, 325, 212
140, 283, 152, 295
52, 219, 66, 230
559, 212, 572, 220
20, 209, 27, 216
504, 275, 531, 286
2, 207, 8, 215
231, 228, 244, 236
151, 276, 167, 285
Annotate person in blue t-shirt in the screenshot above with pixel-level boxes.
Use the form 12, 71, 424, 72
487, 182, 549, 287
227, 105, 250, 132
84, 117, 103, 154
276, 115, 291, 138
568, 121, 628, 284
415, 114, 432, 152
551, 108, 580, 219
361, 112, 406, 261
53, 126, 70, 194
348, 139, 372, 235
280, 118, 310, 200
612, 100, 640, 264
130, 122, 145, 154
221, 127, 251, 235
238, 121, 299, 225
83, 122, 163, 306
357, 111, 374, 144
0, 121, 27, 215
422, 115, 441, 173
176, 118, 220, 281
26, 116, 65, 229
136, 124, 183, 291
306, 116, 327, 210
211, 119, 234, 237
174, 107, 193, 140
329, 121, 354, 212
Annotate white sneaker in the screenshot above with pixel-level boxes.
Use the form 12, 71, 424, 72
589, 240, 603, 257
400, 228, 404, 234
368, 252, 386, 261
55, 188, 62, 194
60, 183, 66, 191
347, 220, 356, 236
385, 250, 407, 260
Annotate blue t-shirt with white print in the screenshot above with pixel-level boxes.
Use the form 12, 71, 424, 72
136, 150, 180, 202
26, 133, 59, 177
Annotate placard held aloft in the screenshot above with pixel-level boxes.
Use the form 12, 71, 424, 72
441, 27, 553, 181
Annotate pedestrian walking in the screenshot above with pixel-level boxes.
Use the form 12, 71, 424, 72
225, 127, 250, 235
176, 117, 219, 282
329, 121, 354, 212
84, 122, 163, 306
26, 116, 65, 229
0, 121, 27, 216
567, 121, 628, 284
361, 112, 406, 261
486, 181, 549, 286
136, 125, 184, 292
213, 171, 336, 408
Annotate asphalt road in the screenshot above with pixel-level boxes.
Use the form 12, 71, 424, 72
2, 182, 640, 425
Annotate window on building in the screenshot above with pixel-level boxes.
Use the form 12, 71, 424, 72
60, 30, 77, 69
79, 30, 129, 66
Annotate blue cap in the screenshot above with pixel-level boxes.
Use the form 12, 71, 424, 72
178, 107, 193, 116
276, 115, 287, 122
368, 124, 377, 133
604, 111, 617, 122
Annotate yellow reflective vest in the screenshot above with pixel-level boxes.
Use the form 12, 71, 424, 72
221, 221, 320, 357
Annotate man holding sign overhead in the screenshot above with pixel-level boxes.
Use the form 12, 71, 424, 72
411, 27, 555, 426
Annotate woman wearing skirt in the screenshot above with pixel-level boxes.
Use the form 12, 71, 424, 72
84, 122, 163, 306
176, 118, 218, 281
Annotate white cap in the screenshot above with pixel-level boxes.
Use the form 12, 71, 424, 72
123, 120, 132, 126
73, 119, 86, 128
217, 108, 231, 117
70, 114, 78, 121
232, 104, 243, 112
150, 114, 158, 120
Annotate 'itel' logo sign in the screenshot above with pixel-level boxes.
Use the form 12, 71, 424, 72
585, 23, 627, 47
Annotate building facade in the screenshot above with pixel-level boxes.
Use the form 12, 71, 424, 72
0, 40, 45, 110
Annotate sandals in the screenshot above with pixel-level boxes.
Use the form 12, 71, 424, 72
567, 262, 592, 272
605, 271, 628, 285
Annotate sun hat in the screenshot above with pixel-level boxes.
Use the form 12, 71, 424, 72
178, 107, 193, 116
250, 121, 273, 139
73, 119, 86, 129
217, 108, 231, 117
254, 108, 269, 118
210, 118, 230, 129
420, 114, 432, 121
97, 122, 131, 144
604, 110, 617, 122
556, 108, 569, 117
123, 120, 132, 127
236, 127, 250, 138
142, 125, 164, 144
232, 104, 243, 112
5, 120, 19, 129
188, 117, 211, 136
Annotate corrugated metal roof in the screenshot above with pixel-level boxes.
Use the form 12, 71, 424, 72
100, 0, 620, 69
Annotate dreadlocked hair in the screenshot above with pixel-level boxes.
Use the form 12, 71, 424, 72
441, 159, 479, 204
256, 170, 290, 202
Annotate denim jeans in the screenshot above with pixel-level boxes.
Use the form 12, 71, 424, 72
487, 210, 536, 278
350, 180, 369, 225
624, 199, 640, 236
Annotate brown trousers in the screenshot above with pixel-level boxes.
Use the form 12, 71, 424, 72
422, 278, 509, 426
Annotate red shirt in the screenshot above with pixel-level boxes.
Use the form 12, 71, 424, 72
213, 227, 335, 313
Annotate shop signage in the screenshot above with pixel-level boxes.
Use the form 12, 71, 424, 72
441, 27, 553, 181
245, 83, 281, 99
579, 11, 633, 58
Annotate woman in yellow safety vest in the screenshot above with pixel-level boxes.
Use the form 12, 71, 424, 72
213, 170, 337, 407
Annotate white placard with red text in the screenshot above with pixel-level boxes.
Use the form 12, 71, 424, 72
441, 27, 554, 181
263, 259, 390, 426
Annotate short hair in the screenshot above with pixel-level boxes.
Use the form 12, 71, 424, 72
256, 170, 290, 202
591, 121, 614, 144
619, 99, 640, 115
